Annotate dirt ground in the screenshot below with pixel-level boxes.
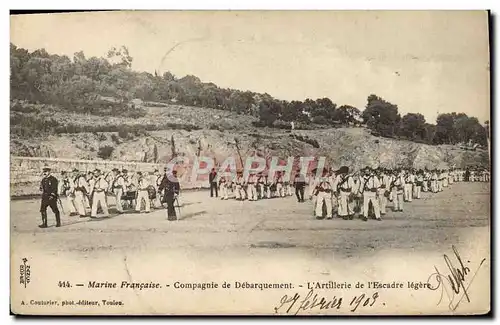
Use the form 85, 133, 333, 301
10, 182, 491, 315
11, 182, 490, 259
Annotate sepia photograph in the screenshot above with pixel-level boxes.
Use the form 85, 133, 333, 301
9, 10, 491, 315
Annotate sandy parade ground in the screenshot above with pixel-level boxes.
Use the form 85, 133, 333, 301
10, 182, 491, 315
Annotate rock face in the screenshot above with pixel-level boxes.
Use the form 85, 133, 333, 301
10, 141, 56, 158
10, 127, 489, 196
11, 127, 489, 169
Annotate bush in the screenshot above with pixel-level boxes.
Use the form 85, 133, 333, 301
293, 122, 316, 130
97, 145, 114, 160
209, 123, 220, 131
110, 134, 120, 144
273, 120, 292, 130
118, 127, 130, 139
165, 122, 201, 131
291, 134, 320, 148
251, 121, 267, 128
145, 101, 169, 107
11, 102, 39, 113
311, 116, 329, 125
11, 111, 201, 138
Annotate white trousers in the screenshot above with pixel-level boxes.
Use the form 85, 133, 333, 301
74, 190, 87, 216
377, 189, 387, 214
235, 185, 242, 199
315, 191, 332, 218
64, 195, 77, 214
113, 188, 123, 212
414, 186, 421, 199
220, 186, 229, 200
135, 190, 150, 212
276, 183, 285, 197
91, 191, 109, 217
404, 184, 413, 202
392, 189, 404, 211
431, 180, 438, 193
259, 184, 270, 199
247, 184, 258, 201
338, 191, 351, 217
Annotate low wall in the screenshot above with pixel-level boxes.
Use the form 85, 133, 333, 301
10, 156, 209, 197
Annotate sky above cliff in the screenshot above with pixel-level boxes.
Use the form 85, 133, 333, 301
11, 11, 490, 124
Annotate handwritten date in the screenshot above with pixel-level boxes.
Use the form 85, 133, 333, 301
274, 289, 379, 315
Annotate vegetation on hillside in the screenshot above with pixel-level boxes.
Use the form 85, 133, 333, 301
10, 43, 488, 147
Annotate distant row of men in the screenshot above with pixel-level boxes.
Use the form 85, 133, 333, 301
38, 167, 180, 228
307, 166, 489, 221
37, 165, 489, 228
208, 169, 297, 201
206, 167, 489, 205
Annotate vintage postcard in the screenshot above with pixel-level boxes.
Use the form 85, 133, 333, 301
10, 10, 491, 315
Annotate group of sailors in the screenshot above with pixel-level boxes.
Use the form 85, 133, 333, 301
208, 169, 297, 201
208, 166, 489, 222
308, 166, 489, 221
38, 166, 180, 228
37, 164, 489, 228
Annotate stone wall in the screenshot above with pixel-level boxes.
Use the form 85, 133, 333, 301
10, 156, 209, 197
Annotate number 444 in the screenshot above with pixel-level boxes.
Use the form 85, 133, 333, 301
58, 281, 71, 288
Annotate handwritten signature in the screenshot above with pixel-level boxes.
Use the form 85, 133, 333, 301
427, 245, 486, 311
274, 288, 379, 315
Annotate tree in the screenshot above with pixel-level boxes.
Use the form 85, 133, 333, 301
10, 43, 489, 150
258, 98, 280, 126
400, 113, 426, 141
309, 98, 337, 125
434, 113, 455, 144
107, 46, 133, 68
433, 113, 486, 145
333, 105, 360, 125
422, 123, 436, 144
362, 94, 401, 137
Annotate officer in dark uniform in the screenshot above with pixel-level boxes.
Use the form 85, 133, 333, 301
293, 170, 306, 202
159, 170, 180, 221
209, 168, 218, 198
39, 167, 61, 228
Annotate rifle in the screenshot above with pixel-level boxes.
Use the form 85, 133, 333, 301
388, 176, 399, 192
335, 174, 350, 195
57, 197, 65, 215
174, 195, 181, 219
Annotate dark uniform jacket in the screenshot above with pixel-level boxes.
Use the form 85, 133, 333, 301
209, 171, 217, 183
158, 174, 180, 203
40, 175, 59, 198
